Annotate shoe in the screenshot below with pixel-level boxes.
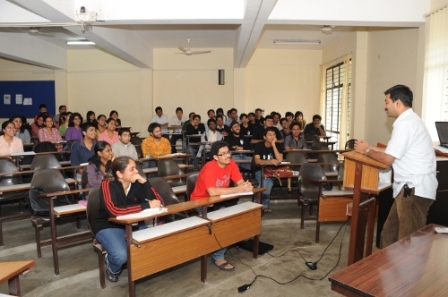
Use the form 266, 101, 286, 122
104, 254, 119, 282
212, 260, 235, 272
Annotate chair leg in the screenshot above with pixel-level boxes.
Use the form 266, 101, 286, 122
315, 221, 320, 243
31, 217, 43, 258
300, 201, 306, 229
0, 206, 3, 246
287, 178, 291, 193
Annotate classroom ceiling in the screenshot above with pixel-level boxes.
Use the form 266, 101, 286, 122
0, 0, 429, 69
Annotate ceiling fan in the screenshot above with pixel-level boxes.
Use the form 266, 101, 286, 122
319, 25, 336, 35
177, 39, 211, 56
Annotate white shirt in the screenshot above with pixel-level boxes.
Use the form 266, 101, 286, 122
151, 114, 169, 134
201, 130, 223, 143
385, 108, 437, 199
170, 115, 187, 133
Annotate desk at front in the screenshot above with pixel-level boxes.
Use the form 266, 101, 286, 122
329, 224, 448, 296
110, 188, 265, 297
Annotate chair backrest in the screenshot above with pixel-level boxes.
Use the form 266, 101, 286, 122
30, 154, 61, 170
135, 145, 143, 159
149, 177, 179, 206
0, 159, 22, 186
33, 141, 57, 153
311, 142, 329, 150
186, 172, 199, 201
298, 163, 326, 200
86, 186, 101, 236
285, 152, 307, 171
130, 137, 143, 146
30, 168, 70, 192
317, 153, 339, 174
345, 139, 357, 150
157, 159, 182, 177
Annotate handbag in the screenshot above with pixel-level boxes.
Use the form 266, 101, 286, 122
263, 166, 293, 179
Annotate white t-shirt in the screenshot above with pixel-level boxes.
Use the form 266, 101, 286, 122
151, 114, 169, 134
170, 115, 187, 133
385, 108, 437, 199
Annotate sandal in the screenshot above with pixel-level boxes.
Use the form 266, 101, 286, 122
213, 260, 235, 272
263, 208, 272, 213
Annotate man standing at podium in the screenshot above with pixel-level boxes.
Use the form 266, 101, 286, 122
354, 84, 437, 248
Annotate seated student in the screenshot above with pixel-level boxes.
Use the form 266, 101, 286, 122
10, 115, 31, 144
0, 120, 24, 156
216, 115, 231, 137
33, 104, 48, 122
239, 113, 253, 136
112, 128, 138, 159
304, 114, 326, 138
54, 105, 67, 123
109, 110, 122, 128
280, 117, 291, 139
98, 118, 119, 145
285, 111, 294, 124
70, 123, 97, 166
170, 107, 187, 153
141, 123, 171, 158
224, 121, 252, 171
86, 111, 97, 126
294, 111, 306, 131
190, 141, 253, 272
151, 106, 169, 138
284, 122, 306, 151
185, 114, 206, 168
38, 115, 63, 148
30, 113, 45, 140
65, 112, 84, 141
86, 141, 114, 189
96, 114, 107, 136
252, 115, 283, 144
58, 112, 69, 137
252, 127, 283, 213
197, 118, 223, 161
94, 156, 161, 282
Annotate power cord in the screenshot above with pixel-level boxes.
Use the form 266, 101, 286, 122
232, 220, 349, 293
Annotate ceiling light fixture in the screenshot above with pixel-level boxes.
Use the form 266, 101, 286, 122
273, 39, 321, 45
66, 40, 95, 45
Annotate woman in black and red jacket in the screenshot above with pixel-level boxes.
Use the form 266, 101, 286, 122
94, 156, 161, 282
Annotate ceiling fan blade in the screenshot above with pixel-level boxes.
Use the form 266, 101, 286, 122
0, 22, 78, 28
190, 51, 211, 55
178, 46, 188, 53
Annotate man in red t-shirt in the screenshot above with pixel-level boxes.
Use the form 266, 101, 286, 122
190, 141, 253, 272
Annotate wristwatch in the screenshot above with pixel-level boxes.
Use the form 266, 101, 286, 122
365, 148, 371, 156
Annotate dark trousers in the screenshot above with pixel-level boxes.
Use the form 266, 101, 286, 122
380, 186, 433, 248
170, 134, 183, 153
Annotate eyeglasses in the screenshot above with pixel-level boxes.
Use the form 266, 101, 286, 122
216, 151, 231, 157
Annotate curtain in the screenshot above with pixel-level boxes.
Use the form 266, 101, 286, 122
423, 6, 448, 140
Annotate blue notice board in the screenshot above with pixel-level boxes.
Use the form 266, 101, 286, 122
0, 81, 55, 118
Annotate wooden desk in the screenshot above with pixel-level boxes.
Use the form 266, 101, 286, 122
0, 260, 35, 296
329, 224, 448, 296
110, 188, 265, 297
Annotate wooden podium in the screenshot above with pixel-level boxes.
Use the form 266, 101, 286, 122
342, 151, 391, 265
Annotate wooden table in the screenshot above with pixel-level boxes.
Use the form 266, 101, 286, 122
110, 188, 265, 297
0, 260, 35, 296
329, 224, 448, 296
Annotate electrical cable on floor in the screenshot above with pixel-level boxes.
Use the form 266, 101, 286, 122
232, 220, 349, 293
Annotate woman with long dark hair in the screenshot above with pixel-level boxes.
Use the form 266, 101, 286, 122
98, 118, 119, 145
86, 111, 97, 126
109, 110, 121, 128
96, 114, 107, 136
30, 113, 45, 140
65, 112, 84, 141
94, 156, 161, 282
85, 141, 114, 189
10, 115, 31, 143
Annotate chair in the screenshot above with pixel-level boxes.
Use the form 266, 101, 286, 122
149, 177, 187, 220
345, 138, 357, 150
135, 145, 143, 159
298, 163, 327, 229
30, 154, 61, 170
29, 169, 74, 257
157, 159, 186, 188
186, 172, 199, 201
33, 141, 57, 153
130, 137, 143, 146
298, 163, 352, 242
0, 159, 28, 246
317, 153, 339, 177
285, 152, 308, 192
86, 186, 107, 289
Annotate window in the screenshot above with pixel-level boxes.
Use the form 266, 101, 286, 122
324, 59, 352, 149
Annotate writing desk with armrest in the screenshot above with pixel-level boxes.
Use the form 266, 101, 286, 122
109, 187, 266, 297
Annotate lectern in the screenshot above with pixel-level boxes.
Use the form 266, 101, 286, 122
342, 151, 391, 265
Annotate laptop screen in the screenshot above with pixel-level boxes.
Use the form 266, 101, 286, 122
435, 122, 448, 145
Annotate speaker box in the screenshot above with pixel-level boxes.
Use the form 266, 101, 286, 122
218, 69, 225, 85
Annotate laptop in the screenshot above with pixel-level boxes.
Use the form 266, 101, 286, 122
435, 122, 448, 149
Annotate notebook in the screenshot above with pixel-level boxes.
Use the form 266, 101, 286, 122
435, 122, 448, 149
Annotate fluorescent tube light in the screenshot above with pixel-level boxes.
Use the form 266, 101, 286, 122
273, 39, 321, 45
66, 40, 95, 45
